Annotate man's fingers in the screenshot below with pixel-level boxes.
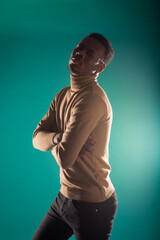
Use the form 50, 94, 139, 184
54, 132, 63, 144
86, 139, 96, 146
87, 141, 95, 148
90, 139, 96, 145
86, 135, 96, 145
83, 144, 94, 152
80, 145, 92, 154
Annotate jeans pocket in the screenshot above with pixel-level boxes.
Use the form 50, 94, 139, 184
104, 202, 118, 222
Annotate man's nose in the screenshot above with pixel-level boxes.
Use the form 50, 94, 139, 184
75, 49, 85, 58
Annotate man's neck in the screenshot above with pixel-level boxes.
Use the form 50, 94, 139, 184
70, 73, 98, 92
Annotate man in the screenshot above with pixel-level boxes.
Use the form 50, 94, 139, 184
32, 33, 118, 240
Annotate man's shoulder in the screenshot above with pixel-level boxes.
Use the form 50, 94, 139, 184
93, 84, 107, 100
55, 86, 70, 99
74, 90, 106, 113
58, 86, 70, 94
90, 83, 113, 115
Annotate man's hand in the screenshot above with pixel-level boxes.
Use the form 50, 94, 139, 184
53, 132, 63, 145
79, 135, 96, 155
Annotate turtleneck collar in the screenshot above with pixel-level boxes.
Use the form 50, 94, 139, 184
70, 73, 98, 92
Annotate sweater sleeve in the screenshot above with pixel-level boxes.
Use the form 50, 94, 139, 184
32, 97, 59, 151
51, 93, 106, 169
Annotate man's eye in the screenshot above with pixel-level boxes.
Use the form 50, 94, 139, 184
86, 51, 92, 56
73, 47, 81, 54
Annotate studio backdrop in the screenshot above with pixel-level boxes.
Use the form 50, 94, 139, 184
0, 0, 159, 239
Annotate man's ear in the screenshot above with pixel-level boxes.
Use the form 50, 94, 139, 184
96, 62, 106, 74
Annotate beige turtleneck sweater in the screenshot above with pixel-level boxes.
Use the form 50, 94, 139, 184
32, 74, 115, 202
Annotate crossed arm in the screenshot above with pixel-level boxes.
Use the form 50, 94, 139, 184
32, 97, 59, 152
53, 132, 96, 155
33, 93, 105, 169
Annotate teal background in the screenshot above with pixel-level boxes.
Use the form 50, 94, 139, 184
0, 0, 159, 239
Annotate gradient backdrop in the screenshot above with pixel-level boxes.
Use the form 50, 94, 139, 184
0, 0, 160, 239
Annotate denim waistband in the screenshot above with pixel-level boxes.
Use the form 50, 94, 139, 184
58, 190, 118, 206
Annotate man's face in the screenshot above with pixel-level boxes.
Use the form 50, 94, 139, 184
67, 37, 106, 76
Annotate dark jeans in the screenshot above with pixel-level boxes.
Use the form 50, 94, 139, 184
32, 191, 118, 240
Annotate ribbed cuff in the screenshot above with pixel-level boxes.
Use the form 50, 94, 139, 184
52, 132, 58, 146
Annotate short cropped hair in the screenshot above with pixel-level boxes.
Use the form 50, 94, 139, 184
84, 33, 114, 66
